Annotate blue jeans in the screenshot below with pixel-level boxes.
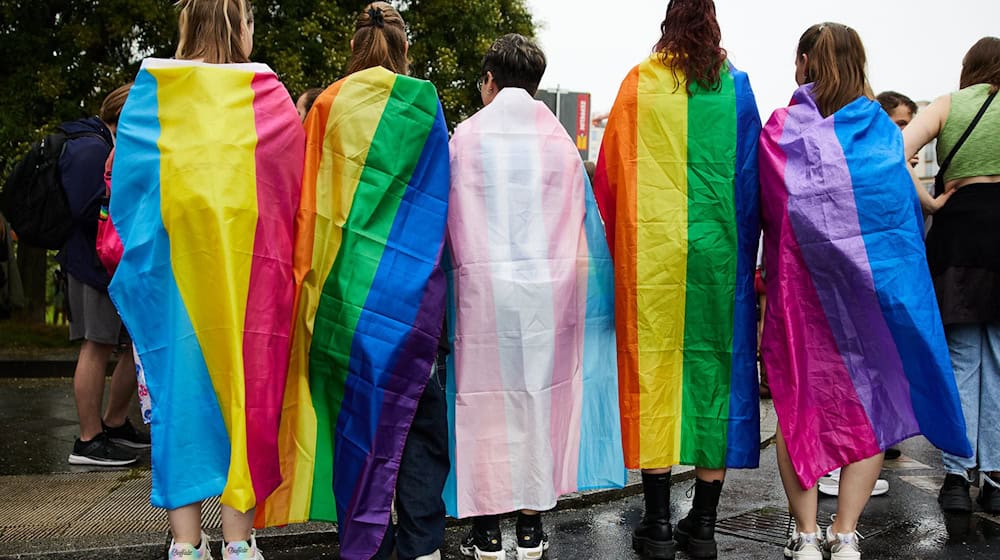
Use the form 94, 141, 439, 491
942, 323, 1000, 477
373, 354, 450, 560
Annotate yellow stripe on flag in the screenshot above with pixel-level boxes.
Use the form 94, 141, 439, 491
635, 56, 688, 468
154, 65, 259, 511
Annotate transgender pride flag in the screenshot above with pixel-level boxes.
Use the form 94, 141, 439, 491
444, 88, 625, 518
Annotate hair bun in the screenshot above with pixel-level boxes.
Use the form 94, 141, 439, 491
368, 7, 385, 28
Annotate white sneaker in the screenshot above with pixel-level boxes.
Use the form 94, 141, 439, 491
221, 530, 264, 560
475, 549, 506, 560
415, 552, 442, 560
825, 525, 862, 559
817, 468, 889, 497
168, 531, 213, 559
783, 530, 823, 560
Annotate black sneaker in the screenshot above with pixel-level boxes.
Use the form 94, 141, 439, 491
103, 417, 151, 449
979, 479, 1000, 514
516, 522, 549, 559
459, 526, 505, 559
939, 473, 973, 512
69, 432, 138, 466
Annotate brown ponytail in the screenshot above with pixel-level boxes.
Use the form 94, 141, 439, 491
798, 22, 873, 117
175, 0, 253, 64
345, 2, 408, 76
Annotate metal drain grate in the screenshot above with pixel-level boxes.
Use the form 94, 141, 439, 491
716, 507, 892, 546
0, 471, 222, 544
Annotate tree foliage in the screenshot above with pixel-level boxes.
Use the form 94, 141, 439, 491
0, 0, 536, 173
0, 0, 536, 322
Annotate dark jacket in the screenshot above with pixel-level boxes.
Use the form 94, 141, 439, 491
54, 117, 114, 290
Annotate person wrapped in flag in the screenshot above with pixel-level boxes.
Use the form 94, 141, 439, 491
760, 23, 972, 559
108, 1, 303, 559
256, 4, 451, 560
446, 33, 625, 560
591, 1, 761, 558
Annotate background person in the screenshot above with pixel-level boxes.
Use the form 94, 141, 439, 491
62, 82, 146, 468
903, 36, 1000, 515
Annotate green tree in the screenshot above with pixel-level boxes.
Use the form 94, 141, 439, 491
0, 0, 535, 323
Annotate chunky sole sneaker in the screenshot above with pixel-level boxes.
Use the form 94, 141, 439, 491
783, 532, 823, 560
474, 549, 506, 560
415, 552, 441, 560
222, 530, 264, 560
104, 417, 151, 449
69, 433, 137, 466
817, 470, 889, 497
824, 526, 861, 560
631, 534, 675, 559
461, 527, 505, 559
168, 531, 213, 559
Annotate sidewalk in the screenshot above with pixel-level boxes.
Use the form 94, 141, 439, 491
0, 377, 780, 559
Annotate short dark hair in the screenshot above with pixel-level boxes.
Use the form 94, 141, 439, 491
876, 91, 917, 116
481, 33, 546, 96
299, 88, 324, 114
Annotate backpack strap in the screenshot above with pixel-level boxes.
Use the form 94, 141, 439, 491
934, 90, 998, 195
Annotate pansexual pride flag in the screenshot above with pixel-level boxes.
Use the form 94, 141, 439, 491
759, 85, 972, 488
109, 59, 304, 512
257, 66, 449, 559
444, 88, 624, 517
593, 55, 762, 470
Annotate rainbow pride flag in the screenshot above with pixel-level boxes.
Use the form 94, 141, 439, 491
444, 88, 624, 517
108, 59, 304, 512
593, 55, 762, 470
257, 66, 449, 558
759, 85, 972, 488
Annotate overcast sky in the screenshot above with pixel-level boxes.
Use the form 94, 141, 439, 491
525, 0, 1000, 119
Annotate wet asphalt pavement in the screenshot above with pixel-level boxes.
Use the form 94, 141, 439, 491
267, 431, 1000, 559
2, 378, 999, 559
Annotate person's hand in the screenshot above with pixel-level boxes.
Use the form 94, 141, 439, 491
923, 188, 956, 215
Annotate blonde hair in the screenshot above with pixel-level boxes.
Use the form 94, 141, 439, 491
345, 2, 408, 76
175, 0, 253, 64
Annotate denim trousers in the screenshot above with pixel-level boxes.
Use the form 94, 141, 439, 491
373, 353, 450, 560
942, 323, 1000, 477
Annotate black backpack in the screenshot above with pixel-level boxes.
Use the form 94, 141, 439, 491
1, 128, 106, 249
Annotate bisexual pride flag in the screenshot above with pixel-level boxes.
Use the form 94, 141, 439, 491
257, 66, 450, 559
444, 88, 624, 518
109, 59, 305, 513
759, 85, 972, 488
593, 55, 762, 470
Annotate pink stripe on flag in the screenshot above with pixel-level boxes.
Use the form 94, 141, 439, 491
535, 104, 585, 497
760, 108, 880, 489
242, 74, 303, 502
449, 116, 515, 515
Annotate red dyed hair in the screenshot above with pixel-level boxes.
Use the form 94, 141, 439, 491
654, 0, 727, 95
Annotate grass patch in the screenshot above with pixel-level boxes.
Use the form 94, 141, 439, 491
0, 320, 73, 351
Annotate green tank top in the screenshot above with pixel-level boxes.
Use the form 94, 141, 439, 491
937, 83, 1000, 182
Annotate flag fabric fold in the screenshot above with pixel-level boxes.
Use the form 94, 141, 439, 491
444, 88, 625, 518
593, 55, 762, 470
758, 84, 973, 489
109, 58, 305, 513
256, 66, 450, 560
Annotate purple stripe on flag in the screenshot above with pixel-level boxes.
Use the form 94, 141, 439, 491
783, 116, 915, 449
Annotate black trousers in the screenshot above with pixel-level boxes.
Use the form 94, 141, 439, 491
373, 353, 450, 560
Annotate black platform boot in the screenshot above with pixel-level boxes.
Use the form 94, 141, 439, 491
674, 478, 723, 559
632, 471, 675, 559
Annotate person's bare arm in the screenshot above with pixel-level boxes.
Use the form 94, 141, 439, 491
903, 95, 951, 214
